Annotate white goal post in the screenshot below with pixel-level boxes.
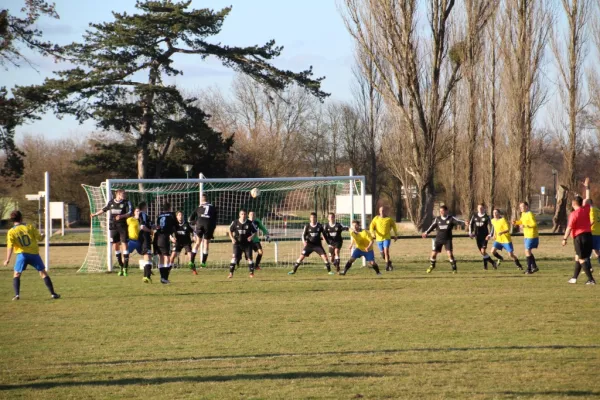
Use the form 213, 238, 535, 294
80, 172, 369, 273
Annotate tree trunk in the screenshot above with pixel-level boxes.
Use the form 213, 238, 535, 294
137, 63, 160, 179
552, 185, 569, 233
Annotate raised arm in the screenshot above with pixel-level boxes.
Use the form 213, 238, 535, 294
585, 177, 590, 200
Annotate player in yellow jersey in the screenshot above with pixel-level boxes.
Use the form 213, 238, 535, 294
3, 211, 60, 301
340, 220, 382, 276
582, 195, 600, 273
490, 209, 523, 271
513, 201, 540, 274
369, 206, 398, 271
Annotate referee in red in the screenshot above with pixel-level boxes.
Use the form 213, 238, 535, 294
562, 177, 596, 285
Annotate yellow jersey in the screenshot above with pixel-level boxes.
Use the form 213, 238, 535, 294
351, 229, 374, 252
6, 224, 43, 254
513, 211, 539, 239
127, 217, 140, 241
491, 217, 512, 243
591, 206, 600, 236
369, 216, 398, 241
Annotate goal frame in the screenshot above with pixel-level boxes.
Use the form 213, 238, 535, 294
103, 173, 367, 272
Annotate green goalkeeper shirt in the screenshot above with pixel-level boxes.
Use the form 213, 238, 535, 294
251, 218, 269, 243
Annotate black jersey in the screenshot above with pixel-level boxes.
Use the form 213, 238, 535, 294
190, 202, 217, 228
174, 221, 193, 245
156, 212, 177, 236
102, 198, 132, 229
324, 222, 347, 245
469, 213, 492, 237
229, 219, 257, 244
139, 211, 151, 231
425, 216, 463, 242
302, 223, 325, 246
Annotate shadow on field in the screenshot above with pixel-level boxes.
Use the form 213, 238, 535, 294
0, 371, 376, 391
501, 390, 600, 397
58, 344, 600, 367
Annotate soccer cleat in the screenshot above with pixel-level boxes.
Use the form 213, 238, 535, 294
255, 266, 262, 270
249, 273, 254, 278
568, 278, 577, 284
117, 270, 124, 276
123, 269, 128, 277
192, 269, 198, 276
495, 259, 502, 268
12, 295, 19, 301
517, 265, 524, 271
585, 280, 596, 285
328, 271, 335, 275
51, 294, 61, 299
160, 278, 170, 284
483, 266, 488, 270
452, 268, 457, 274
531, 267, 539, 274
187, 262, 195, 270
376, 272, 383, 276
143, 277, 151, 284
200, 263, 207, 269
288, 271, 295, 275
492, 260, 498, 270
227, 273, 233, 279
524, 270, 534, 275
340, 271, 347, 276
426, 266, 435, 274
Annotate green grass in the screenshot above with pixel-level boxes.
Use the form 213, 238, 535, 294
0, 232, 89, 245
0, 242, 599, 399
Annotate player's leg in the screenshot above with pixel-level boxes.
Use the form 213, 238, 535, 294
170, 247, 178, 270
290, 248, 310, 275
333, 247, 341, 272
377, 241, 385, 261
120, 227, 129, 276
579, 234, 596, 283
446, 247, 457, 273
365, 249, 381, 275
245, 245, 255, 277
31, 254, 59, 298
507, 244, 523, 270
141, 233, 153, 283
491, 242, 505, 265
111, 230, 124, 273
427, 240, 441, 273
229, 244, 242, 278
478, 237, 492, 269
341, 256, 358, 275
201, 228, 213, 267
255, 243, 263, 270
320, 252, 334, 275
383, 240, 392, 271
190, 233, 199, 267
591, 236, 600, 271
11, 254, 26, 300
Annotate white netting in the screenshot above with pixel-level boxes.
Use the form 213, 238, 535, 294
80, 177, 366, 272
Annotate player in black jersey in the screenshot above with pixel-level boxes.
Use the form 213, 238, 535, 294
189, 195, 217, 269
228, 209, 257, 278
155, 202, 177, 284
91, 189, 132, 276
422, 205, 465, 274
170, 211, 195, 273
324, 213, 348, 273
138, 202, 154, 283
289, 212, 333, 275
469, 203, 497, 270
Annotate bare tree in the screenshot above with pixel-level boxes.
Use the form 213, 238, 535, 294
551, 0, 592, 194
341, 0, 461, 230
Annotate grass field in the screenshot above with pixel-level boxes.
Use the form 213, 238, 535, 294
0, 237, 599, 399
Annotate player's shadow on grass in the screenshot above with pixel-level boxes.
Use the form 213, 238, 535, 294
58, 344, 600, 367
500, 390, 600, 398
0, 371, 376, 391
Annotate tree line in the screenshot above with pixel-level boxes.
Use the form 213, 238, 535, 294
1, 0, 600, 230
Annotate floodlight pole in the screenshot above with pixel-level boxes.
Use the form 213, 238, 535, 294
44, 172, 50, 271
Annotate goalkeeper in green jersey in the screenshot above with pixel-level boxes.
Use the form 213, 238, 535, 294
248, 211, 270, 270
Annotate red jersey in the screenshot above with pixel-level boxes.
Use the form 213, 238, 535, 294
568, 203, 591, 238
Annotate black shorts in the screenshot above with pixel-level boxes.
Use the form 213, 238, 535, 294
195, 222, 215, 240
302, 244, 326, 257
173, 242, 192, 254
233, 243, 253, 262
574, 232, 593, 259
475, 235, 488, 250
140, 231, 152, 255
327, 241, 343, 251
154, 234, 171, 256
110, 224, 128, 244
433, 239, 453, 253
252, 242, 263, 252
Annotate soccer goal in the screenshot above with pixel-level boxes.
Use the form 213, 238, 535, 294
79, 173, 369, 273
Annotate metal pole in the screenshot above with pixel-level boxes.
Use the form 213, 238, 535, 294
44, 172, 50, 271
313, 168, 318, 215
349, 168, 354, 223
106, 179, 113, 272
199, 173, 204, 256
360, 175, 367, 267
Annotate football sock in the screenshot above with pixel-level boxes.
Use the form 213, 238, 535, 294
229, 262, 236, 274
514, 259, 522, 269
526, 256, 533, 271
573, 261, 582, 279
387, 260, 392, 268
255, 254, 262, 268
43, 276, 56, 295
123, 251, 129, 269
190, 250, 197, 263
372, 262, 381, 274
13, 277, 20, 296
165, 266, 172, 280
531, 254, 538, 269
202, 253, 208, 264
343, 261, 352, 273
293, 262, 300, 273
248, 261, 255, 273
144, 264, 152, 279
325, 262, 331, 272
449, 259, 457, 270
495, 253, 504, 261
116, 251, 124, 268
583, 259, 595, 281
430, 259, 436, 268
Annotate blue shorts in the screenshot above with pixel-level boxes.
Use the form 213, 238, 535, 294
493, 242, 514, 253
592, 235, 600, 251
128, 239, 142, 255
524, 238, 539, 250
376, 240, 391, 252
14, 253, 45, 273
351, 248, 375, 262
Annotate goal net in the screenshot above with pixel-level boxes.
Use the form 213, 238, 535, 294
79, 175, 368, 273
